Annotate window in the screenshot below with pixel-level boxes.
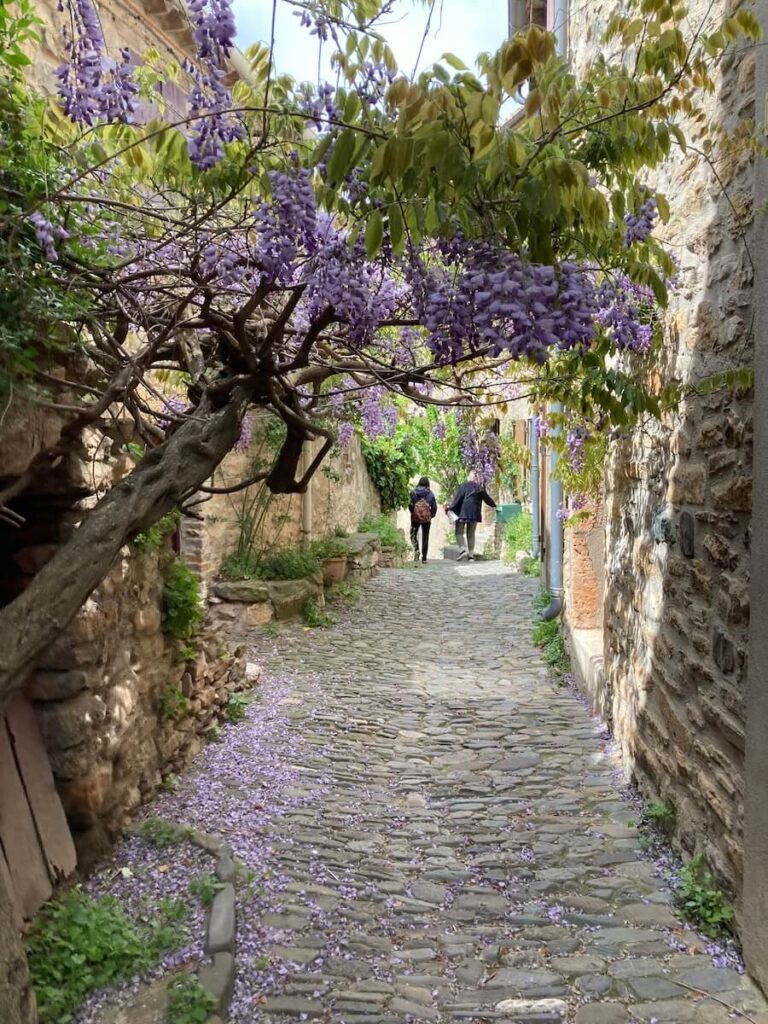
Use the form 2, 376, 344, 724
508, 0, 549, 36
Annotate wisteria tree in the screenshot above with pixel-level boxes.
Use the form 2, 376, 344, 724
0, 0, 760, 708
0, 0, 762, 1014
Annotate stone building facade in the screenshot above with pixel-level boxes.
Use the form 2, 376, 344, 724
564, 0, 757, 916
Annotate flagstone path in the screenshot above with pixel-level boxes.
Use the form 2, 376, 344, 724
98, 561, 768, 1024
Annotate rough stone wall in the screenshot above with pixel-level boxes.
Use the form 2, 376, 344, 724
27, 548, 246, 868
569, 0, 755, 900
189, 433, 381, 591
29, 0, 197, 97
0, 409, 248, 869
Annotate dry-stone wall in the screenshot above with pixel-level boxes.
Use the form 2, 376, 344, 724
570, 0, 755, 902
27, 548, 246, 868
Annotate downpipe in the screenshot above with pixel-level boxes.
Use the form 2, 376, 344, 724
541, 401, 564, 621
530, 415, 541, 558
540, 0, 568, 623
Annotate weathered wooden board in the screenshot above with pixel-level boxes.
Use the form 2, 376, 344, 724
0, 721, 52, 918
6, 696, 76, 882
0, 841, 21, 928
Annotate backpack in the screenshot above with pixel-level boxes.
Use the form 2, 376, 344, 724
413, 496, 432, 524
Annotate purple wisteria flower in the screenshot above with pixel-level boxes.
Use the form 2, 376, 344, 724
55, 0, 138, 125
624, 195, 658, 246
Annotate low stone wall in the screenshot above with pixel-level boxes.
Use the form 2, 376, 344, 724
26, 547, 247, 868
207, 534, 384, 637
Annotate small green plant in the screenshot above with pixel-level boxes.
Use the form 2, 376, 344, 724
303, 597, 334, 628
522, 556, 541, 578
189, 873, 224, 909
263, 620, 280, 636
502, 512, 533, 562
219, 551, 261, 579
158, 685, 189, 722
674, 855, 735, 938
227, 691, 251, 723
309, 535, 348, 560
176, 644, 198, 663
333, 525, 348, 538
533, 588, 551, 614
533, 617, 559, 646
132, 510, 181, 553
325, 580, 361, 605
646, 800, 675, 828
258, 546, 322, 580
222, 545, 323, 581
358, 513, 408, 552
205, 724, 222, 742
166, 974, 217, 1024
235, 863, 258, 886
163, 560, 204, 640
532, 616, 570, 676
162, 774, 178, 793
26, 888, 184, 1024
123, 441, 145, 461
254, 955, 270, 971
135, 817, 192, 848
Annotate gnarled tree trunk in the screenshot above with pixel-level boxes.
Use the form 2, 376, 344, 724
0, 385, 251, 715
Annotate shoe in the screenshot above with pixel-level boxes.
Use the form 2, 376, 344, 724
456, 549, 467, 561
413, 551, 420, 562
468, 555, 475, 562
422, 558, 427, 563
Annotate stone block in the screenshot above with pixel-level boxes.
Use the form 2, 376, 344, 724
58, 763, 114, 828
712, 474, 752, 512
134, 606, 162, 635
36, 693, 106, 751
213, 580, 270, 603
267, 578, 323, 620
713, 629, 736, 674
26, 669, 88, 702
205, 884, 236, 954
246, 602, 273, 628
679, 511, 695, 557
198, 953, 235, 1015
667, 463, 707, 505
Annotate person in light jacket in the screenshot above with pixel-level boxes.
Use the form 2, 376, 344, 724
447, 471, 496, 561
408, 476, 438, 563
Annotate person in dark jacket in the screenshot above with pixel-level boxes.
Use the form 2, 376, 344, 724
408, 476, 438, 563
447, 471, 496, 561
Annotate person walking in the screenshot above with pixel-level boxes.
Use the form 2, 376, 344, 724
447, 471, 496, 561
408, 476, 438, 563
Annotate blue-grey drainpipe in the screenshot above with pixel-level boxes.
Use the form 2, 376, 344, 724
541, 401, 564, 619
530, 416, 541, 558
540, 0, 568, 621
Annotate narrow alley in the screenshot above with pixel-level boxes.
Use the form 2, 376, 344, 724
115, 562, 768, 1024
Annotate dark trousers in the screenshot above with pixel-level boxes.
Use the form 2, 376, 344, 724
410, 522, 431, 560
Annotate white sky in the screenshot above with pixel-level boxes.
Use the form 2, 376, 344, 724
232, 1, 509, 84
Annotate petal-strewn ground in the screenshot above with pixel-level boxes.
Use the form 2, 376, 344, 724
86, 562, 768, 1024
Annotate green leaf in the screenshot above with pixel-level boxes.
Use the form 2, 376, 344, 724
365, 210, 384, 258
326, 128, 357, 184
442, 52, 468, 70
388, 203, 404, 253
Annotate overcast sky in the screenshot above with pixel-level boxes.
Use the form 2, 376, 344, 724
231, 1, 508, 83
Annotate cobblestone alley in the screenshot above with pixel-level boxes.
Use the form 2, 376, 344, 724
120, 562, 768, 1024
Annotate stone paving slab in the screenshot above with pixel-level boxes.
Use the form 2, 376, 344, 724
139, 561, 768, 1024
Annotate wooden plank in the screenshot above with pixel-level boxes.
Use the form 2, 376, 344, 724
6, 697, 76, 883
0, 842, 21, 929
0, 720, 51, 918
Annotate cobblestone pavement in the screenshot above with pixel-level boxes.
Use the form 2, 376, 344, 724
172, 562, 768, 1023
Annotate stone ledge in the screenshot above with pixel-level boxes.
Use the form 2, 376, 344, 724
565, 623, 609, 723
